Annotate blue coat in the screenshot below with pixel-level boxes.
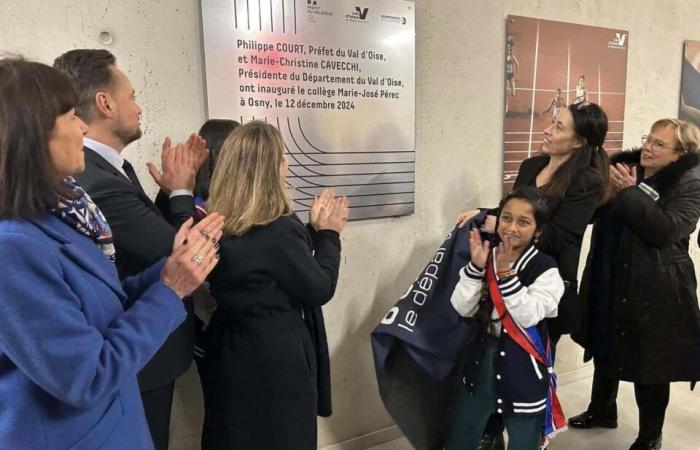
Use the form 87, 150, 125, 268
0, 215, 186, 450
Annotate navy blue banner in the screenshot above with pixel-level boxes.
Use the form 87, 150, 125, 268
371, 212, 487, 449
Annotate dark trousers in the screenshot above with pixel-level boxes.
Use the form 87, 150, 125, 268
483, 333, 562, 438
587, 357, 619, 417
447, 340, 544, 450
142, 382, 176, 450
588, 358, 670, 441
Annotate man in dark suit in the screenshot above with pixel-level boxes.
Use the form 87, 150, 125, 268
54, 49, 206, 450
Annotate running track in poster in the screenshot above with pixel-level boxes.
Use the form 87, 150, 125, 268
503, 16, 628, 194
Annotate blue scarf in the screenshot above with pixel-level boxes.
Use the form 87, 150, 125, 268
50, 177, 116, 263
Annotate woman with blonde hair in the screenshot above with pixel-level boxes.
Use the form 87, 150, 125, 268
199, 121, 349, 450
570, 118, 700, 450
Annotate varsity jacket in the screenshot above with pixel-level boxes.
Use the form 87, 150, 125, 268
450, 243, 564, 417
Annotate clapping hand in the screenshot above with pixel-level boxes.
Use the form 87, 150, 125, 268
469, 227, 490, 269
314, 194, 350, 233
309, 189, 335, 230
495, 237, 518, 274
171, 212, 224, 252
609, 163, 637, 194
161, 213, 224, 299
187, 133, 210, 172
148, 133, 209, 194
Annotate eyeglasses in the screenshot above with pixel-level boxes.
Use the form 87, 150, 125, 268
641, 135, 679, 152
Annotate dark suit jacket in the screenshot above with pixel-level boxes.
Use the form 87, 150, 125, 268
74, 146, 195, 391
513, 155, 602, 337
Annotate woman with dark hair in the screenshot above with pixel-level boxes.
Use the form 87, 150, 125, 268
461, 102, 609, 343
512, 101, 609, 341
570, 118, 700, 450
190, 119, 239, 345
194, 119, 240, 202
458, 101, 609, 449
0, 58, 222, 450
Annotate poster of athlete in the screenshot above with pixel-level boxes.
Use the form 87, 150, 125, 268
502, 15, 629, 194
680, 40, 700, 127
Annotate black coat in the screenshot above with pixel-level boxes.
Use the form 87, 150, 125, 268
573, 149, 700, 384
74, 147, 195, 391
200, 215, 340, 450
513, 155, 603, 338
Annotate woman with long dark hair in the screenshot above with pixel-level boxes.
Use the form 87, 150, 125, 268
460, 102, 609, 342
511, 102, 609, 341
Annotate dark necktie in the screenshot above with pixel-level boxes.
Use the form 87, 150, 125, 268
121, 159, 145, 194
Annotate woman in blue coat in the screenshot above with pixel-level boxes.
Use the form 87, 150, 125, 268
0, 58, 223, 450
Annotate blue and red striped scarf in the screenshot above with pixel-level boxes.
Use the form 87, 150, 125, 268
486, 257, 567, 446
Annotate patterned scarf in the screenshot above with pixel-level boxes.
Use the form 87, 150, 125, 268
50, 177, 116, 263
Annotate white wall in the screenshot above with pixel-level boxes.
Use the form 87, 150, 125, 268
3, 0, 700, 448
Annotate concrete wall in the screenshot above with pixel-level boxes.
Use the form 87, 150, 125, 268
3, 0, 700, 448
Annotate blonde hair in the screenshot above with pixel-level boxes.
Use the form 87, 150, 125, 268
208, 121, 291, 235
651, 118, 700, 154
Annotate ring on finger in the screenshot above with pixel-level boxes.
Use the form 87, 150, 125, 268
191, 254, 205, 265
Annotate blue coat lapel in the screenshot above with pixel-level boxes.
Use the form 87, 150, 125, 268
28, 216, 126, 301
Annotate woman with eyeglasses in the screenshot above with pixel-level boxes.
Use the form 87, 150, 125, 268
569, 118, 700, 450
457, 101, 610, 449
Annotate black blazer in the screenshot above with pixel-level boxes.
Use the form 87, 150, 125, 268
74, 147, 195, 391
513, 155, 602, 337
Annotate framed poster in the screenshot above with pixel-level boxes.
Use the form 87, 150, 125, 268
202, 0, 415, 221
502, 15, 629, 194
680, 40, 700, 128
